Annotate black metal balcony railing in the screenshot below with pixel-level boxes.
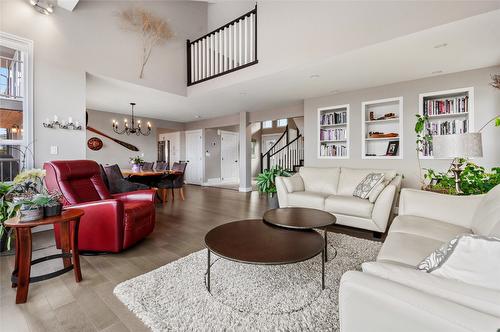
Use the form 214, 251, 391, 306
187, 5, 258, 86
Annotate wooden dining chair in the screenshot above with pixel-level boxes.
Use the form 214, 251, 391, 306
157, 162, 187, 202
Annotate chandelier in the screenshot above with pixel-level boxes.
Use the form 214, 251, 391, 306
112, 103, 151, 136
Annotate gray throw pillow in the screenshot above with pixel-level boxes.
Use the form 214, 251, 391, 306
353, 173, 384, 199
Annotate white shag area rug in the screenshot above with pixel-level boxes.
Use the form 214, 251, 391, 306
114, 233, 381, 331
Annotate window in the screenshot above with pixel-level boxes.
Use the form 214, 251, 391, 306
277, 118, 288, 127
262, 120, 272, 129
0, 33, 33, 181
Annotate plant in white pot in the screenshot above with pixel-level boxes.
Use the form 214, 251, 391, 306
256, 166, 290, 209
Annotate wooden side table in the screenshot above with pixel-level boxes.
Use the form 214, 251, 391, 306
5, 208, 84, 304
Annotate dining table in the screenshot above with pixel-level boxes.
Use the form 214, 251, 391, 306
121, 169, 183, 202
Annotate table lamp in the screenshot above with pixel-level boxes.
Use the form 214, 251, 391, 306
432, 133, 483, 194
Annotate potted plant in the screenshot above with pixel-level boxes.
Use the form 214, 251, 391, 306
415, 114, 432, 188
256, 166, 290, 209
130, 156, 144, 173
9, 195, 45, 222
37, 191, 63, 217
0, 182, 15, 252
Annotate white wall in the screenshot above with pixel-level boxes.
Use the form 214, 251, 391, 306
304, 66, 500, 188
0, 0, 207, 166
207, 1, 255, 32
86, 109, 183, 169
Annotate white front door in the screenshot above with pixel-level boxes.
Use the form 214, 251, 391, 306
185, 130, 202, 185
220, 131, 239, 181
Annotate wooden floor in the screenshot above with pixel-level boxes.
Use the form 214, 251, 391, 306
0, 185, 379, 332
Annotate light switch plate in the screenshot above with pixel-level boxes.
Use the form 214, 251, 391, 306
50, 146, 58, 155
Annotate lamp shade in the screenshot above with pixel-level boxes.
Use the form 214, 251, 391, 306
432, 133, 483, 159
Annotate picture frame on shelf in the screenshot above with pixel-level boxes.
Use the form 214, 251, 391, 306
386, 141, 399, 156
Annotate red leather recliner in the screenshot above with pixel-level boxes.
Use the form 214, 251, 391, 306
43, 160, 156, 253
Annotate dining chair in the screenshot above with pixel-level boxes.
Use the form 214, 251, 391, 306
157, 162, 187, 202
155, 161, 169, 171
102, 164, 149, 194
142, 162, 154, 171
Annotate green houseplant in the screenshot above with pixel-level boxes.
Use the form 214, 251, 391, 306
130, 156, 145, 172
415, 114, 432, 187
256, 166, 290, 209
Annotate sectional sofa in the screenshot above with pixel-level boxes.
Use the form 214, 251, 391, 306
276, 167, 402, 235
339, 185, 500, 331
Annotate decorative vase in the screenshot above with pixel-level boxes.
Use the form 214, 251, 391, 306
267, 193, 279, 210
19, 206, 44, 222
44, 203, 62, 218
131, 163, 141, 173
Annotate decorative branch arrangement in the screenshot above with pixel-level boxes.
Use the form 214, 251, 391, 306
119, 7, 173, 79
491, 74, 500, 90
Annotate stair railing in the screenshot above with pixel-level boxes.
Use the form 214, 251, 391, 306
187, 5, 258, 86
260, 126, 303, 173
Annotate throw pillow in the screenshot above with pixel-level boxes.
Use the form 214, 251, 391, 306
418, 234, 500, 291
353, 173, 384, 199
282, 173, 305, 193
368, 182, 386, 203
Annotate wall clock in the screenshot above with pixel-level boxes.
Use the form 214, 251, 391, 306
87, 137, 103, 151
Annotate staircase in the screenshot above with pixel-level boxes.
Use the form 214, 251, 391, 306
260, 125, 304, 173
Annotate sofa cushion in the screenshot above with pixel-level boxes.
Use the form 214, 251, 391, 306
337, 167, 396, 196
325, 195, 374, 219
287, 191, 328, 210
377, 232, 445, 267
390, 215, 471, 243
299, 167, 340, 195
282, 173, 305, 193
353, 173, 385, 199
471, 184, 500, 237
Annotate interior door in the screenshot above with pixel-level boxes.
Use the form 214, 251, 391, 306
185, 130, 202, 185
221, 131, 239, 181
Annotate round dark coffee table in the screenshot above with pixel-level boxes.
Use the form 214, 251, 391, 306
263, 208, 336, 262
204, 219, 326, 292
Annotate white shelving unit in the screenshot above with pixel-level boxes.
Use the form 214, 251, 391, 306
318, 104, 350, 159
418, 87, 474, 159
361, 97, 403, 159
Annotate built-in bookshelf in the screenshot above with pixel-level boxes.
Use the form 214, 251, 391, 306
418, 87, 474, 159
318, 104, 349, 159
361, 97, 403, 159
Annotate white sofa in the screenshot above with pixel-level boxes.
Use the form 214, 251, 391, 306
339, 185, 500, 332
276, 167, 402, 234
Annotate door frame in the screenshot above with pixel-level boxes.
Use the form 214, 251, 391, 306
184, 129, 203, 185
220, 130, 239, 182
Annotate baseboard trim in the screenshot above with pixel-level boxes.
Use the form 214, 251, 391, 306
238, 187, 252, 192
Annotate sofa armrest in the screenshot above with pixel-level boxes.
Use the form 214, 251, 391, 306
112, 189, 156, 203
64, 199, 124, 252
339, 271, 500, 332
372, 183, 396, 232
399, 188, 483, 228
275, 176, 289, 207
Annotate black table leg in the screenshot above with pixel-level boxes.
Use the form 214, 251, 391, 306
321, 249, 325, 290
323, 228, 329, 262
207, 249, 211, 292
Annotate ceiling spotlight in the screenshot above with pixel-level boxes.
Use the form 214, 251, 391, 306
310, 74, 320, 79
195, 115, 201, 119
30, 0, 54, 15
330, 90, 340, 94
434, 43, 448, 49
432, 70, 443, 74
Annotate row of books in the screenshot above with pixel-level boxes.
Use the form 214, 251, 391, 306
421, 141, 433, 157
423, 96, 468, 116
320, 144, 348, 157
426, 119, 468, 136
320, 128, 346, 141
320, 111, 347, 125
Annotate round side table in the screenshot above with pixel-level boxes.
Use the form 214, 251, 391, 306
5, 208, 84, 304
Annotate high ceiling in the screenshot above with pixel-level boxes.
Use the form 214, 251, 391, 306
86, 8, 500, 123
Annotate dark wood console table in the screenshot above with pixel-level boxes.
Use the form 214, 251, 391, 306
5, 208, 84, 304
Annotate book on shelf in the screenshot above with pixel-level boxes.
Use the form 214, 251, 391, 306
423, 95, 468, 116
426, 119, 468, 135
320, 143, 347, 157
320, 111, 347, 125
320, 127, 346, 141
